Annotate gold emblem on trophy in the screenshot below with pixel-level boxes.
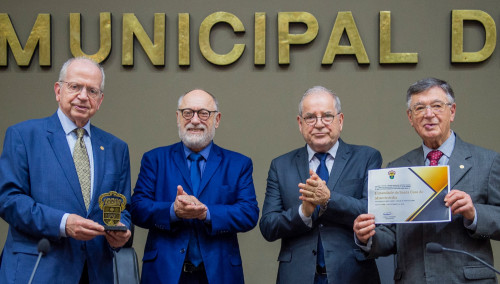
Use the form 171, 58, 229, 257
99, 191, 127, 231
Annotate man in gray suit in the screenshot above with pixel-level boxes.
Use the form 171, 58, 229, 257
354, 77, 500, 283
260, 86, 382, 284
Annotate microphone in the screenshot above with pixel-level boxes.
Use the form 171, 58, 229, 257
28, 238, 51, 284
426, 242, 500, 274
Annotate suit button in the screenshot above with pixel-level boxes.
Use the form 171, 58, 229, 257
180, 248, 186, 254
312, 250, 317, 256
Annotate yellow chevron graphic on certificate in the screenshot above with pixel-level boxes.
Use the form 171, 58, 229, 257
367, 166, 451, 224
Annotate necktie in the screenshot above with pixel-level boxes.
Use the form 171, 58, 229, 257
188, 153, 202, 195
187, 152, 203, 267
73, 128, 91, 210
427, 150, 444, 166
314, 152, 329, 268
315, 153, 330, 182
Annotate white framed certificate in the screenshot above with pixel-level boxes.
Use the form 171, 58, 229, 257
368, 166, 451, 224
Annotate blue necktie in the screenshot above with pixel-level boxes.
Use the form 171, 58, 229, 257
314, 152, 329, 268
187, 153, 203, 266
188, 153, 202, 195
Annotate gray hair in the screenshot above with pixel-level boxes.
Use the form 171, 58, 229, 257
406, 77, 455, 109
298, 86, 341, 116
177, 89, 219, 111
58, 57, 105, 91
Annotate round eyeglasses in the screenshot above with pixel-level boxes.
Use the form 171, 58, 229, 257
178, 108, 218, 121
301, 114, 337, 126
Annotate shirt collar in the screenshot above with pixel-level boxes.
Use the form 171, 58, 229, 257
183, 141, 213, 161
422, 131, 455, 159
306, 140, 339, 162
57, 108, 91, 137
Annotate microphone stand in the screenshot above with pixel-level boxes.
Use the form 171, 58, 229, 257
427, 242, 500, 275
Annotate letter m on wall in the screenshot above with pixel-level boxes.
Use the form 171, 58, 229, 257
0, 14, 51, 66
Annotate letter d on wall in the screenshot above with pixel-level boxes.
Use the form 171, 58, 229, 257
451, 10, 496, 63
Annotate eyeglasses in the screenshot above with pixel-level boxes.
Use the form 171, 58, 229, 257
302, 114, 337, 126
59, 81, 102, 99
178, 108, 218, 121
410, 101, 452, 116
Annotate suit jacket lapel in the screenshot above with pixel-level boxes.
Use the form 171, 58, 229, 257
448, 136, 472, 188
46, 113, 87, 212
294, 146, 309, 183
328, 139, 351, 190
406, 147, 425, 166
90, 126, 105, 213
172, 143, 193, 194
198, 144, 222, 197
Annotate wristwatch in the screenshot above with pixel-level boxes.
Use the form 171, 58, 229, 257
320, 198, 330, 211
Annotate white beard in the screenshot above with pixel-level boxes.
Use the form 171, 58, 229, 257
178, 122, 215, 150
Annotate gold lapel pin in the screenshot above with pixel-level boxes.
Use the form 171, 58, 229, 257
100, 146, 104, 150
459, 165, 464, 169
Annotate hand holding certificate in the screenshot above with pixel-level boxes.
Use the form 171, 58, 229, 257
368, 166, 451, 224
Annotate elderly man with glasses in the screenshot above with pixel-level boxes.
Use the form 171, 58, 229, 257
353, 77, 500, 283
0, 57, 132, 284
260, 86, 382, 284
131, 89, 259, 284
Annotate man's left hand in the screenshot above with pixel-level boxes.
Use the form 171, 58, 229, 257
299, 169, 331, 206
444, 189, 475, 221
105, 222, 132, 248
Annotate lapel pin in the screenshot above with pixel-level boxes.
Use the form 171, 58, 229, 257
459, 165, 464, 169
100, 146, 104, 150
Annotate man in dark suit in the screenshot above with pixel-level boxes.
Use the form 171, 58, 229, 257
0, 57, 132, 283
130, 89, 259, 284
354, 77, 500, 283
260, 86, 382, 284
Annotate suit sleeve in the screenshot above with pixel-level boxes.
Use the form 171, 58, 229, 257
118, 144, 132, 229
471, 153, 500, 240
322, 150, 383, 226
206, 157, 259, 235
368, 224, 398, 258
0, 127, 65, 240
259, 159, 313, 242
130, 152, 174, 231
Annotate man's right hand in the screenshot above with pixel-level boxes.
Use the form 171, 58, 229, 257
353, 214, 376, 244
174, 186, 207, 220
65, 214, 105, 241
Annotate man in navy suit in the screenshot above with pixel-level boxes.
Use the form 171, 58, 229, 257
354, 78, 500, 283
0, 57, 132, 283
260, 86, 382, 284
130, 89, 259, 284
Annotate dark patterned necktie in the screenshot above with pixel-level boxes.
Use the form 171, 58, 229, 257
427, 150, 444, 166
73, 128, 91, 210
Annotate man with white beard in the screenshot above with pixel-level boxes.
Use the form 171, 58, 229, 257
131, 89, 259, 284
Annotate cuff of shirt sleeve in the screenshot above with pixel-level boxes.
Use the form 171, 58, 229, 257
204, 209, 211, 224
464, 208, 477, 231
298, 204, 312, 228
170, 203, 180, 222
60, 213, 69, 238
354, 233, 373, 252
